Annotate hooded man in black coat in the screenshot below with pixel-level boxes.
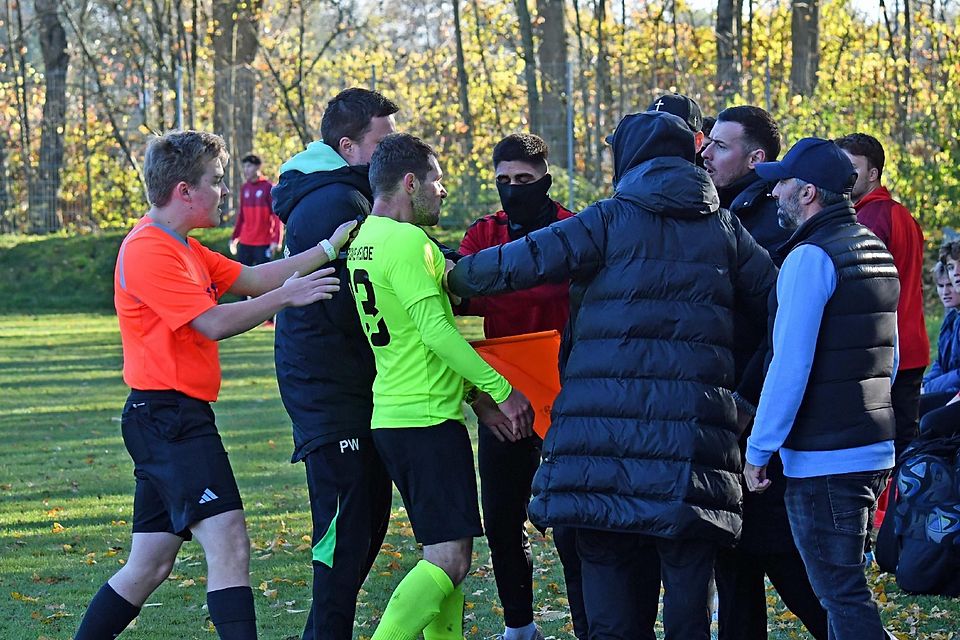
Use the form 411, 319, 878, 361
446, 111, 777, 640
271, 88, 398, 640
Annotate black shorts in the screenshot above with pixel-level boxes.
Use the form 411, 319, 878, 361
237, 243, 271, 267
372, 420, 483, 546
120, 390, 244, 539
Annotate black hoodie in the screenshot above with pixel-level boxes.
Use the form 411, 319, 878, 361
272, 150, 376, 462
449, 112, 777, 542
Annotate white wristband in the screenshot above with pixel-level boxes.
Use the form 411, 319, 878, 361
319, 239, 337, 261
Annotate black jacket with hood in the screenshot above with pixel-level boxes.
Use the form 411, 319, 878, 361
272, 141, 376, 461
448, 112, 777, 544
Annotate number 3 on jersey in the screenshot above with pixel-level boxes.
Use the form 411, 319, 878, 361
351, 269, 391, 346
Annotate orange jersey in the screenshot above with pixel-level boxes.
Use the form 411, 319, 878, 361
114, 217, 243, 401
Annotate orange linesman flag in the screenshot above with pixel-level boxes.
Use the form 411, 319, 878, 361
471, 330, 561, 439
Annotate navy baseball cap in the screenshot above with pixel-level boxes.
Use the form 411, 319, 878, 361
754, 137, 856, 194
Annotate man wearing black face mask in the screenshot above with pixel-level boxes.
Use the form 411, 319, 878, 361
457, 133, 585, 640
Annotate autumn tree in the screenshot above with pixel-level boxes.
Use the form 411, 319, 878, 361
213, 0, 263, 211
513, 0, 541, 133
28, 0, 69, 232
716, 0, 739, 102
789, 0, 820, 96
537, 0, 569, 167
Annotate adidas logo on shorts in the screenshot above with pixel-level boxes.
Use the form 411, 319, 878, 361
198, 488, 219, 504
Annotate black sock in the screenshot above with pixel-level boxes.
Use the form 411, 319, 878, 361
74, 582, 140, 640
207, 586, 257, 640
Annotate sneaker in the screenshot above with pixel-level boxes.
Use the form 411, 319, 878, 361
496, 626, 545, 640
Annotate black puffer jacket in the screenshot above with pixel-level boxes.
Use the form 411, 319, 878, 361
449, 112, 777, 543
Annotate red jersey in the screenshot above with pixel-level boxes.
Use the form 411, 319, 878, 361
459, 202, 574, 338
115, 217, 243, 401
232, 178, 281, 246
855, 186, 929, 370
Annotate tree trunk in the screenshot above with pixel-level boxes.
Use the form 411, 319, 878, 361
745, 0, 754, 102
452, 0, 476, 215
536, 0, 569, 167
571, 0, 593, 175
5, 0, 33, 225
31, 0, 69, 233
716, 0, 735, 103
0, 132, 10, 232
233, 0, 261, 204
595, 0, 613, 183
212, 1, 235, 141
789, 0, 820, 97
470, 0, 504, 133
513, 0, 541, 134
901, 0, 911, 144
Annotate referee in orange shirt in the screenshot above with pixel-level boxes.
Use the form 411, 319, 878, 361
73, 130, 356, 640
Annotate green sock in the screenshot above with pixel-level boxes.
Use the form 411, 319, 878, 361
372, 560, 455, 640
423, 584, 465, 640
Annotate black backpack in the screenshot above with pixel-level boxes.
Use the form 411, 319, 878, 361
875, 434, 960, 596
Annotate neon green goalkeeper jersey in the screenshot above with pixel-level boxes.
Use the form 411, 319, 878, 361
346, 215, 512, 428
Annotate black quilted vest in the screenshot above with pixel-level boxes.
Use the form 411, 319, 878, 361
770, 202, 899, 451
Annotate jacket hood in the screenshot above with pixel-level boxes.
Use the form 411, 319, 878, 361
271, 141, 371, 223
614, 156, 719, 220
610, 111, 696, 184
280, 140, 347, 174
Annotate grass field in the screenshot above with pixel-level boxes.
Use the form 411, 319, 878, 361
2, 313, 958, 640
0, 313, 586, 640
0, 230, 957, 639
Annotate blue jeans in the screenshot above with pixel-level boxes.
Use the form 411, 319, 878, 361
784, 470, 891, 640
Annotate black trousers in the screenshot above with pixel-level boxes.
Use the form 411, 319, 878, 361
715, 546, 828, 640
477, 424, 587, 635
553, 526, 589, 639
300, 438, 392, 640
919, 391, 955, 419
236, 243, 272, 266
919, 398, 960, 438
577, 530, 710, 640
891, 367, 924, 462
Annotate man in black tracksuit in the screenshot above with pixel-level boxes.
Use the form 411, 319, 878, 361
701, 106, 828, 639
271, 88, 398, 640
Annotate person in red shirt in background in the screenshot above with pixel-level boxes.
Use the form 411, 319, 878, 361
836, 133, 929, 462
457, 133, 586, 640
230, 154, 282, 267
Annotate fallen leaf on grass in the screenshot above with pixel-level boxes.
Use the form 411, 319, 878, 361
11, 592, 40, 603
51, 522, 66, 534
537, 610, 567, 622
